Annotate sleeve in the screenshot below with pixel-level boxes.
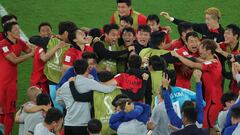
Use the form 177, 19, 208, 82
134, 102, 151, 124
20, 39, 30, 53
161, 52, 181, 63
57, 67, 76, 89
63, 51, 75, 66
150, 105, 161, 125
121, 80, 146, 101
124, 105, 143, 122
114, 74, 124, 87
182, 88, 196, 102
172, 18, 206, 34
88, 79, 116, 93
224, 99, 240, 130
109, 111, 125, 130
223, 126, 236, 135
196, 82, 204, 124
27, 116, 43, 134
163, 88, 183, 128
93, 41, 129, 60
1, 44, 12, 57
138, 14, 147, 25
69, 81, 93, 102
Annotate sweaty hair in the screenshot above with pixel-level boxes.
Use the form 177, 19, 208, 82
226, 24, 240, 40
147, 14, 160, 24
182, 106, 198, 123
3, 22, 18, 33
120, 15, 133, 25
36, 93, 51, 106
205, 7, 221, 20
58, 21, 77, 35
231, 106, 240, 119
73, 59, 89, 75
137, 25, 151, 33
186, 31, 200, 42
221, 92, 238, 107
149, 55, 167, 71
82, 52, 98, 61
200, 39, 218, 54
103, 24, 119, 34
177, 22, 193, 36
128, 54, 142, 68
112, 94, 129, 107
88, 119, 102, 134
116, 0, 131, 6
150, 31, 165, 48
1, 14, 17, 27
44, 108, 63, 125
38, 22, 52, 32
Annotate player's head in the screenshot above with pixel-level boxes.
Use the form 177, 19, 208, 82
73, 59, 89, 75
205, 7, 221, 29
38, 22, 52, 38
221, 92, 238, 110
136, 25, 151, 46
149, 31, 165, 49
182, 106, 198, 126
1, 14, 17, 27
231, 106, 240, 125
127, 54, 142, 69
177, 22, 193, 41
27, 86, 42, 102
121, 27, 135, 47
36, 93, 51, 108
149, 55, 167, 71
112, 94, 129, 109
44, 108, 63, 131
115, 98, 134, 112
87, 119, 102, 135
58, 21, 77, 42
120, 16, 133, 30
147, 14, 160, 33
185, 31, 200, 53
224, 24, 240, 44
116, 0, 132, 17
199, 39, 217, 59
3, 22, 20, 39
103, 24, 119, 45
68, 28, 88, 46
82, 52, 98, 71
87, 28, 102, 45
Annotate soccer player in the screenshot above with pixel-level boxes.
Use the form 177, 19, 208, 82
216, 24, 240, 94
87, 119, 102, 135
62, 28, 93, 73
119, 15, 133, 32
134, 25, 151, 54
0, 14, 17, 41
44, 21, 77, 111
38, 22, 52, 38
223, 106, 240, 135
161, 7, 224, 43
147, 14, 171, 44
0, 22, 35, 135
171, 39, 223, 128
174, 32, 200, 89
120, 27, 136, 48
110, 0, 146, 30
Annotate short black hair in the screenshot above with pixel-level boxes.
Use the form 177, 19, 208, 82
226, 24, 240, 40
36, 93, 51, 106
116, 0, 131, 6
177, 22, 193, 36
44, 108, 63, 125
221, 92, 238, 107
182, 106, 198, 123
73, 59, 89, 75
122, 27, 135, 36
120, 15, 133, 25
3, 22, 18, 33
68, 28, 82, 45
82, 52, 98, 61
88, 28, 102, 39
112, 94, 129, 107
1, 14, 17, 27
137, 25, 151, 33
165, 70, 176, 86
149, 55, 167, 71
201, 39, 218, 54
182, 100, 194, 111
38, 22, 52, 32
231, 106, 240, 119
103, 24, 119, 34
98, 71, 114, 82
150, 31, 165, 48
147, 14, 160, 24
128, 54, 142, 68
186, 31, 200, 42
115, 98, 132, 110
88, 119, 102, 134
58, 21, 77, 35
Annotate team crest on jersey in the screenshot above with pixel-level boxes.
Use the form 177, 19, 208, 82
182, 51, 189, 56
2, 46, 9, 53
65, 56, 71, 62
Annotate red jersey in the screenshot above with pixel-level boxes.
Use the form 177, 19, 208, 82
159, 27, 171, 44
175, 46, 199, 89
30, 47, 49, 93
220, 42, 240, 94
202, 58, 223, 128
0, 38, 29, 112
63, 45, 93, 66
168, 39, 185, 51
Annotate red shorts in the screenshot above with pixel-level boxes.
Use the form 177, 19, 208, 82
0, 80, 17, 113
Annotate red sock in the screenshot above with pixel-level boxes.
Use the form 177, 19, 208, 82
3, 113, 14, 135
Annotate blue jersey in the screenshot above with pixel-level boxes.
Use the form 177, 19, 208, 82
56, 67, 99, 90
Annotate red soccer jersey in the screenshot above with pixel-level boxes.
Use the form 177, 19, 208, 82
168, 39, 185, 51
30, 47, 49, 93
202, 58, 223, 128
63, 45, 93, 66
159, 27, 171, 44
0, 38, 29, 112
175, 46, 199, 89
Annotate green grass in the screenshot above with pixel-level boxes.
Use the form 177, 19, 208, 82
0, 0, 239, 134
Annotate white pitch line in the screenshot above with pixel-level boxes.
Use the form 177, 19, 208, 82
0, 4, 29, 41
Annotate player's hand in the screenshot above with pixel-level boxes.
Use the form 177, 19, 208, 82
68, 77, 76, 82
29, 46, 36, 56
127, 45, 135, 52
57, 41, 66, 49
171, 51, 179, 58
42, 105, 51, 112
162, 26, 172, 33
142, 73, 149, 80
160, 12, 171, 21
162, 72, 171, 89
193, 69, 202, 82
